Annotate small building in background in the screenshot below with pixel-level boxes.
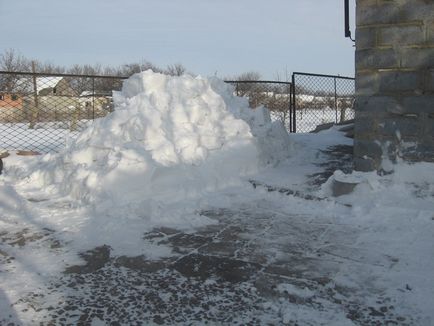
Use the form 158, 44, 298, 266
0, 93, 23, 109
36, 76, 76, 97
0, 76, 79, 123
354, 0, 434, 171
0, 93, 24, 123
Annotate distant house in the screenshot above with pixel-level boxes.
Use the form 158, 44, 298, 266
0, 92, 24, 123
0, 77, 81, 123
0, 93, 23, 109
26, 77, 78, 119
5, 77, 80, 123
0, 77, 115, 124
36, 77, 76, 97
12, 76, 77, 97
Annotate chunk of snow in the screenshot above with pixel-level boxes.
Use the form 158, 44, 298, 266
0, 184, 28, 221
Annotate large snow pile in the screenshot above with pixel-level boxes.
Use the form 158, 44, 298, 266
20, 71, 291, 208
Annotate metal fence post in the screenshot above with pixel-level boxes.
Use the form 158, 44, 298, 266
92, 77, 95, 120
334, 77, 338, 123
30, 62, 39, 129
289, 82, 293, 133
291, 73, 296, 133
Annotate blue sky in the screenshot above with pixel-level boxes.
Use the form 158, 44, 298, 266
0, 0, 356, 79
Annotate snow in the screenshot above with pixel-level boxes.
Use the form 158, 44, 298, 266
0, 121, 92, 153
0, 71, 433, 325
3, 71, 291, 255
277, 283, 315, 299
295, 107, 355, 132
0, 184, 28, 221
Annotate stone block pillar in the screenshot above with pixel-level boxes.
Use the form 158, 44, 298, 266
354, 0, 434, 171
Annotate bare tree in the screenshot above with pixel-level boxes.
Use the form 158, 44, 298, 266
67, 63, 102, 76
227, 71, 262, 97
235, 71, 261, 81
66, 64, 104, 94
117, 60, 163, 77
0, 49, 30, 72
34, 61, 66, 74
0, 49, 31, 92
0, 49, 195, 95
165, 63, 186, 76
274, 67, 291, 83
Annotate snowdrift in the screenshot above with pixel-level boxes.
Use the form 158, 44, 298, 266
24, 71, 291, 207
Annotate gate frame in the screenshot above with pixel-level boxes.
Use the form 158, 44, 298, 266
290, 72, 355, 133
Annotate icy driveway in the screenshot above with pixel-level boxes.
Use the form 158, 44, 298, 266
0, 194, 424, 325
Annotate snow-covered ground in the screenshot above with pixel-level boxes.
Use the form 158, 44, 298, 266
295, 107, 355, 133
0, 121, 91, 153
0, 72, 433, 325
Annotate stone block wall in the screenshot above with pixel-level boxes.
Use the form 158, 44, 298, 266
354, 0, 434, 171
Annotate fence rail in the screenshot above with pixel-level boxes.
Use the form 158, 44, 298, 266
0, 70, 354, 153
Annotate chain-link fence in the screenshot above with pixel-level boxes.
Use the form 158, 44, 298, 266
0, 71, 126, 152
1, 70, 354, 153
291, 72, 355, 133
0, 74, 292, 153
225, 80, 292, 129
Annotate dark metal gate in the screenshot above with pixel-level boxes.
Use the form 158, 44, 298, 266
290, 72, 355, 133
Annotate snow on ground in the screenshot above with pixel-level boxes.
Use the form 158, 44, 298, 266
295, 107, 355, 133
0, 123, 75, 153
0, 72, 433, 325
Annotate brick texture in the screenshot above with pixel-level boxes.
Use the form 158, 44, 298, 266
379, 25, 424, 47
354, 0, 434, 170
